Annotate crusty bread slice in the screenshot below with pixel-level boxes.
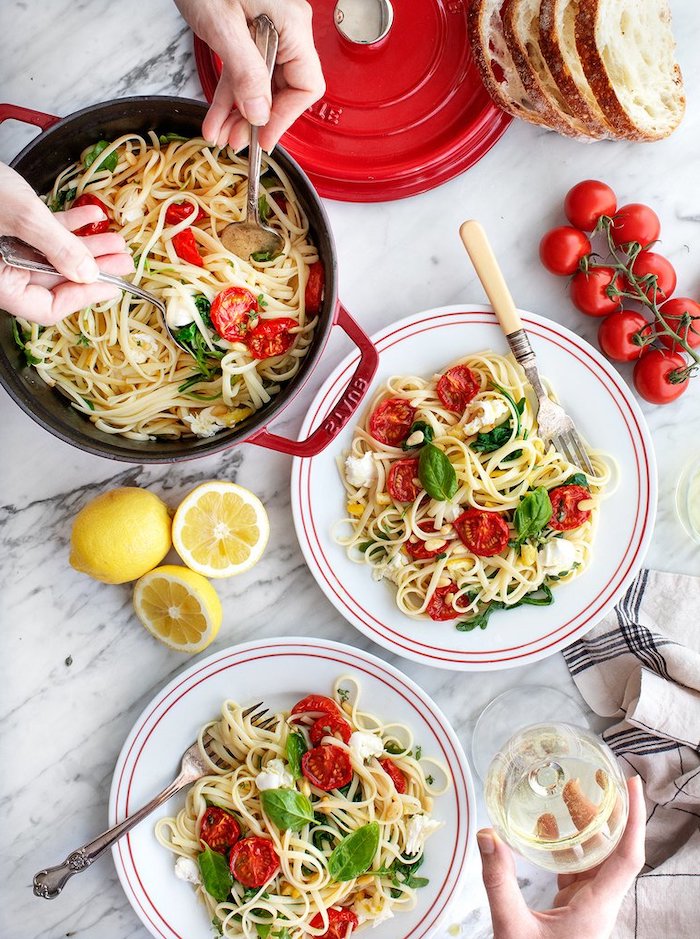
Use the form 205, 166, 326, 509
501, 0, 604, 139
575, 0, 685, 140
539, 0, 615, 137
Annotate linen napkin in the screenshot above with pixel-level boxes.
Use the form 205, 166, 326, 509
562, 568, 700, 939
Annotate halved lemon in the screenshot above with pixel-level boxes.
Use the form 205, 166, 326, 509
133, 565, 222, 653
172, 481, 270, 578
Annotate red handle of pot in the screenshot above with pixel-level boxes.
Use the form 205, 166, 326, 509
248, 303, 379, 458
0, 103, 60, 131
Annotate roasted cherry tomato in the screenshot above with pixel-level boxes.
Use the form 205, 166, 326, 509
539, 226, 591, 276
72, 193, 111, 235
597, 311, 649, 362
229, 836, 280, 888
633, 349, 688, 405
209, 286, 259, 341
610, 203, 661, 248
172, 227, 204, 267
436, 364, 480, 413
404, 520, 448, 560
570, 267, 623, 317
309, 711, 352, 747
305, 260, 325, 316
199, 806, 241, 855
658, 297, 700, 351
291, 694, 341, 718
379, 758, 407, 794
564, 180, 617, 231
309, 907, 359, 939
426, 583, 463, 621
165, 201, 206, 225
387, 458, 420, 502
627, 251, 676, 301
302, 744, 353, 791
369, 398, 417, 447
453, 508, 509, 557
548, 485, 591, 531
246, 317, 297, 360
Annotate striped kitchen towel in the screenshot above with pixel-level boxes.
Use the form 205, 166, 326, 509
563, 568, 700, 939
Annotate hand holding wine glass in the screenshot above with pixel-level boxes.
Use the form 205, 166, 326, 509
478, 775, 646, 939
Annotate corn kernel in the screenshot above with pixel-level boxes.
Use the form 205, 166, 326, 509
347, 501, 364, 517
520, 544, 537, 566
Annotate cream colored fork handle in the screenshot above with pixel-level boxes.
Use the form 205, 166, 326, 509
459, 220, 522, 336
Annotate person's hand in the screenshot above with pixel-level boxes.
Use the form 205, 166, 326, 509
0, 163, 134, 325
478, 775, 646, 939
175, 0, 324, 152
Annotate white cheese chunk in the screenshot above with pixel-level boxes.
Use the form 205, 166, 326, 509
130, 332, 159, 364
349, 731, 384, 764
345, 452, 376, 488
405, 813, 442, 855
174, 855, 201, 884
441, 501, 462, 523
539, 538, 578, 574
255, 758, 294, 792
462, 398, 510, 437
183, 411, 225, 438
382, 552, 408, 585
165, 292, 198, 329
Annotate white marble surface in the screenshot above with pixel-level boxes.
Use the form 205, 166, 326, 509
1, 2, 699, 938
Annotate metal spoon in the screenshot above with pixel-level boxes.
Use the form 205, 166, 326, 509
220, 15, 284, 262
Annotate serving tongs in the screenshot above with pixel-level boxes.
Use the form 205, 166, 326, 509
459, 220, 594, 475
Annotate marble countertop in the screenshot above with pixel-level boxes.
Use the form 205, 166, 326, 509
1, 1, 699, 937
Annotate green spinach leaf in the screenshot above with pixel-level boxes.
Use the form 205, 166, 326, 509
48, 186, 77, 212
198, 846, 233, 902
260, 788, 314, 831
84, 140, 118, 173
286, 732, 307, 780
418, 444, 457, 501
328, 822, 380, 882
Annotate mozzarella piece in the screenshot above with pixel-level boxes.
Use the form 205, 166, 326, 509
174, 856, 201, 884
405, 814, 442, 855
441, 501, 462, 523
539, 538, 578, 574
345, 452, 376, 488
349, 731, 383, 763
255, 758, 294, 792
130, 332, 159, 364
165, 291, 199, 329
462, 398, 510, 437
382, 552, 408, 585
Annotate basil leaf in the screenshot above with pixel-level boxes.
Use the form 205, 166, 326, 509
84, 140, 118, 172
513, 487, 552, 544
285, 732, 307, 780
159, 132, 188, 144
418, 444, 457, 501
328, 822, 380, 882
198, 846, 233, 902
383, 741, 407, 755
251, 250, 273, 262
260, 788, 314, 831
48, 185, 77, 212
256, 925, 272, 939
11, 320, 41, 365
402, 420, 434, 450
563, 472, 589, 488
258, 194, 271, 221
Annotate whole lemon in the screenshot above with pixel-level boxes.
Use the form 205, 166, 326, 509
70, 487, 172, 584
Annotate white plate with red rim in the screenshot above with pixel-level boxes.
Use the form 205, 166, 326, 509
291, 305, 657, 671
109, 637, 474, 939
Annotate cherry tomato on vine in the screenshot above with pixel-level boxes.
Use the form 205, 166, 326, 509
539, 226, 591, 276
597, 311, 649, 362
570, 267, 623, 317
72, 193, 111, 235
610, 203, 660, 248
309, 908, 359, 939
658, 297, 700, 351
627, 251, 676, 301
633, 350, 688, 405
564, 180, 617, 231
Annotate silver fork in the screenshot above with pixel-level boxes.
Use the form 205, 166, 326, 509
459, 220, 594, 475
33, 702, 278, 899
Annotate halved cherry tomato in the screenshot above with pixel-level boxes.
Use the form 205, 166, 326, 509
564, 180, 617, 231
570, 267, 623, 317
172, 228, 204, 267
426, 583, 463, 621
436, 365, 480, 413
404, 521, 448, 560
229, 836, 279, 888
291, 694, 341, 718
387, 458, 420, 502
302, 745, 353, 791
610, 203, 660, 248
309, 907, 359, 939
658, 297, 700, 351
309, 711, 352, 747
210, 286, 259, 341
379, 758, 407, 794
369, 398, 417, 447
199, 806, 241, 855
246, 317, 297, 359
305, 260, 325, 316
539, 226, 591, 276
165, 201, 206, 225
633, 349, 688, 405
548, 485, 591, 531
627, 251, 676, 301
597, 311, 649, 362
72, 193, 111, 235
453, 508, 509, 557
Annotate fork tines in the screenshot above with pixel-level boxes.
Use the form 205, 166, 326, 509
242, 701, 279, 731
554, 429, 595, 476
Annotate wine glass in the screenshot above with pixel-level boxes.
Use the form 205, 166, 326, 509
472, 687, 629, 874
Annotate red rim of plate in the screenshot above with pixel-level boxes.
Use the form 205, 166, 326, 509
291, 306, 657, 670
110, 637, 474, 939
193, 0, 512, 203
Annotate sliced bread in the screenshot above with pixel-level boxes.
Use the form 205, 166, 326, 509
539, 0, 616, 137
501, 0, 605, 139
574, 0, 685, 141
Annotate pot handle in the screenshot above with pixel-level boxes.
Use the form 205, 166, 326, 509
0, 104, 60, 131
248, 303, 379, 457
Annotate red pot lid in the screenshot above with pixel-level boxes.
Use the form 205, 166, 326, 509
194, 0, 511, 202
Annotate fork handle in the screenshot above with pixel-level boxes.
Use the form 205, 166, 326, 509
33, 774, 187, 899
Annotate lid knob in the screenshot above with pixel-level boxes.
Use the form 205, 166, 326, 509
334, 0, 394, 45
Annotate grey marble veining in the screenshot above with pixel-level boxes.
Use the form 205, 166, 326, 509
1, 1, 699, 938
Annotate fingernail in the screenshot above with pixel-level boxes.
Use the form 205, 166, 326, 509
243, 97, 270, 125
76, 257, 99, 282
477, 831, 495, 855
